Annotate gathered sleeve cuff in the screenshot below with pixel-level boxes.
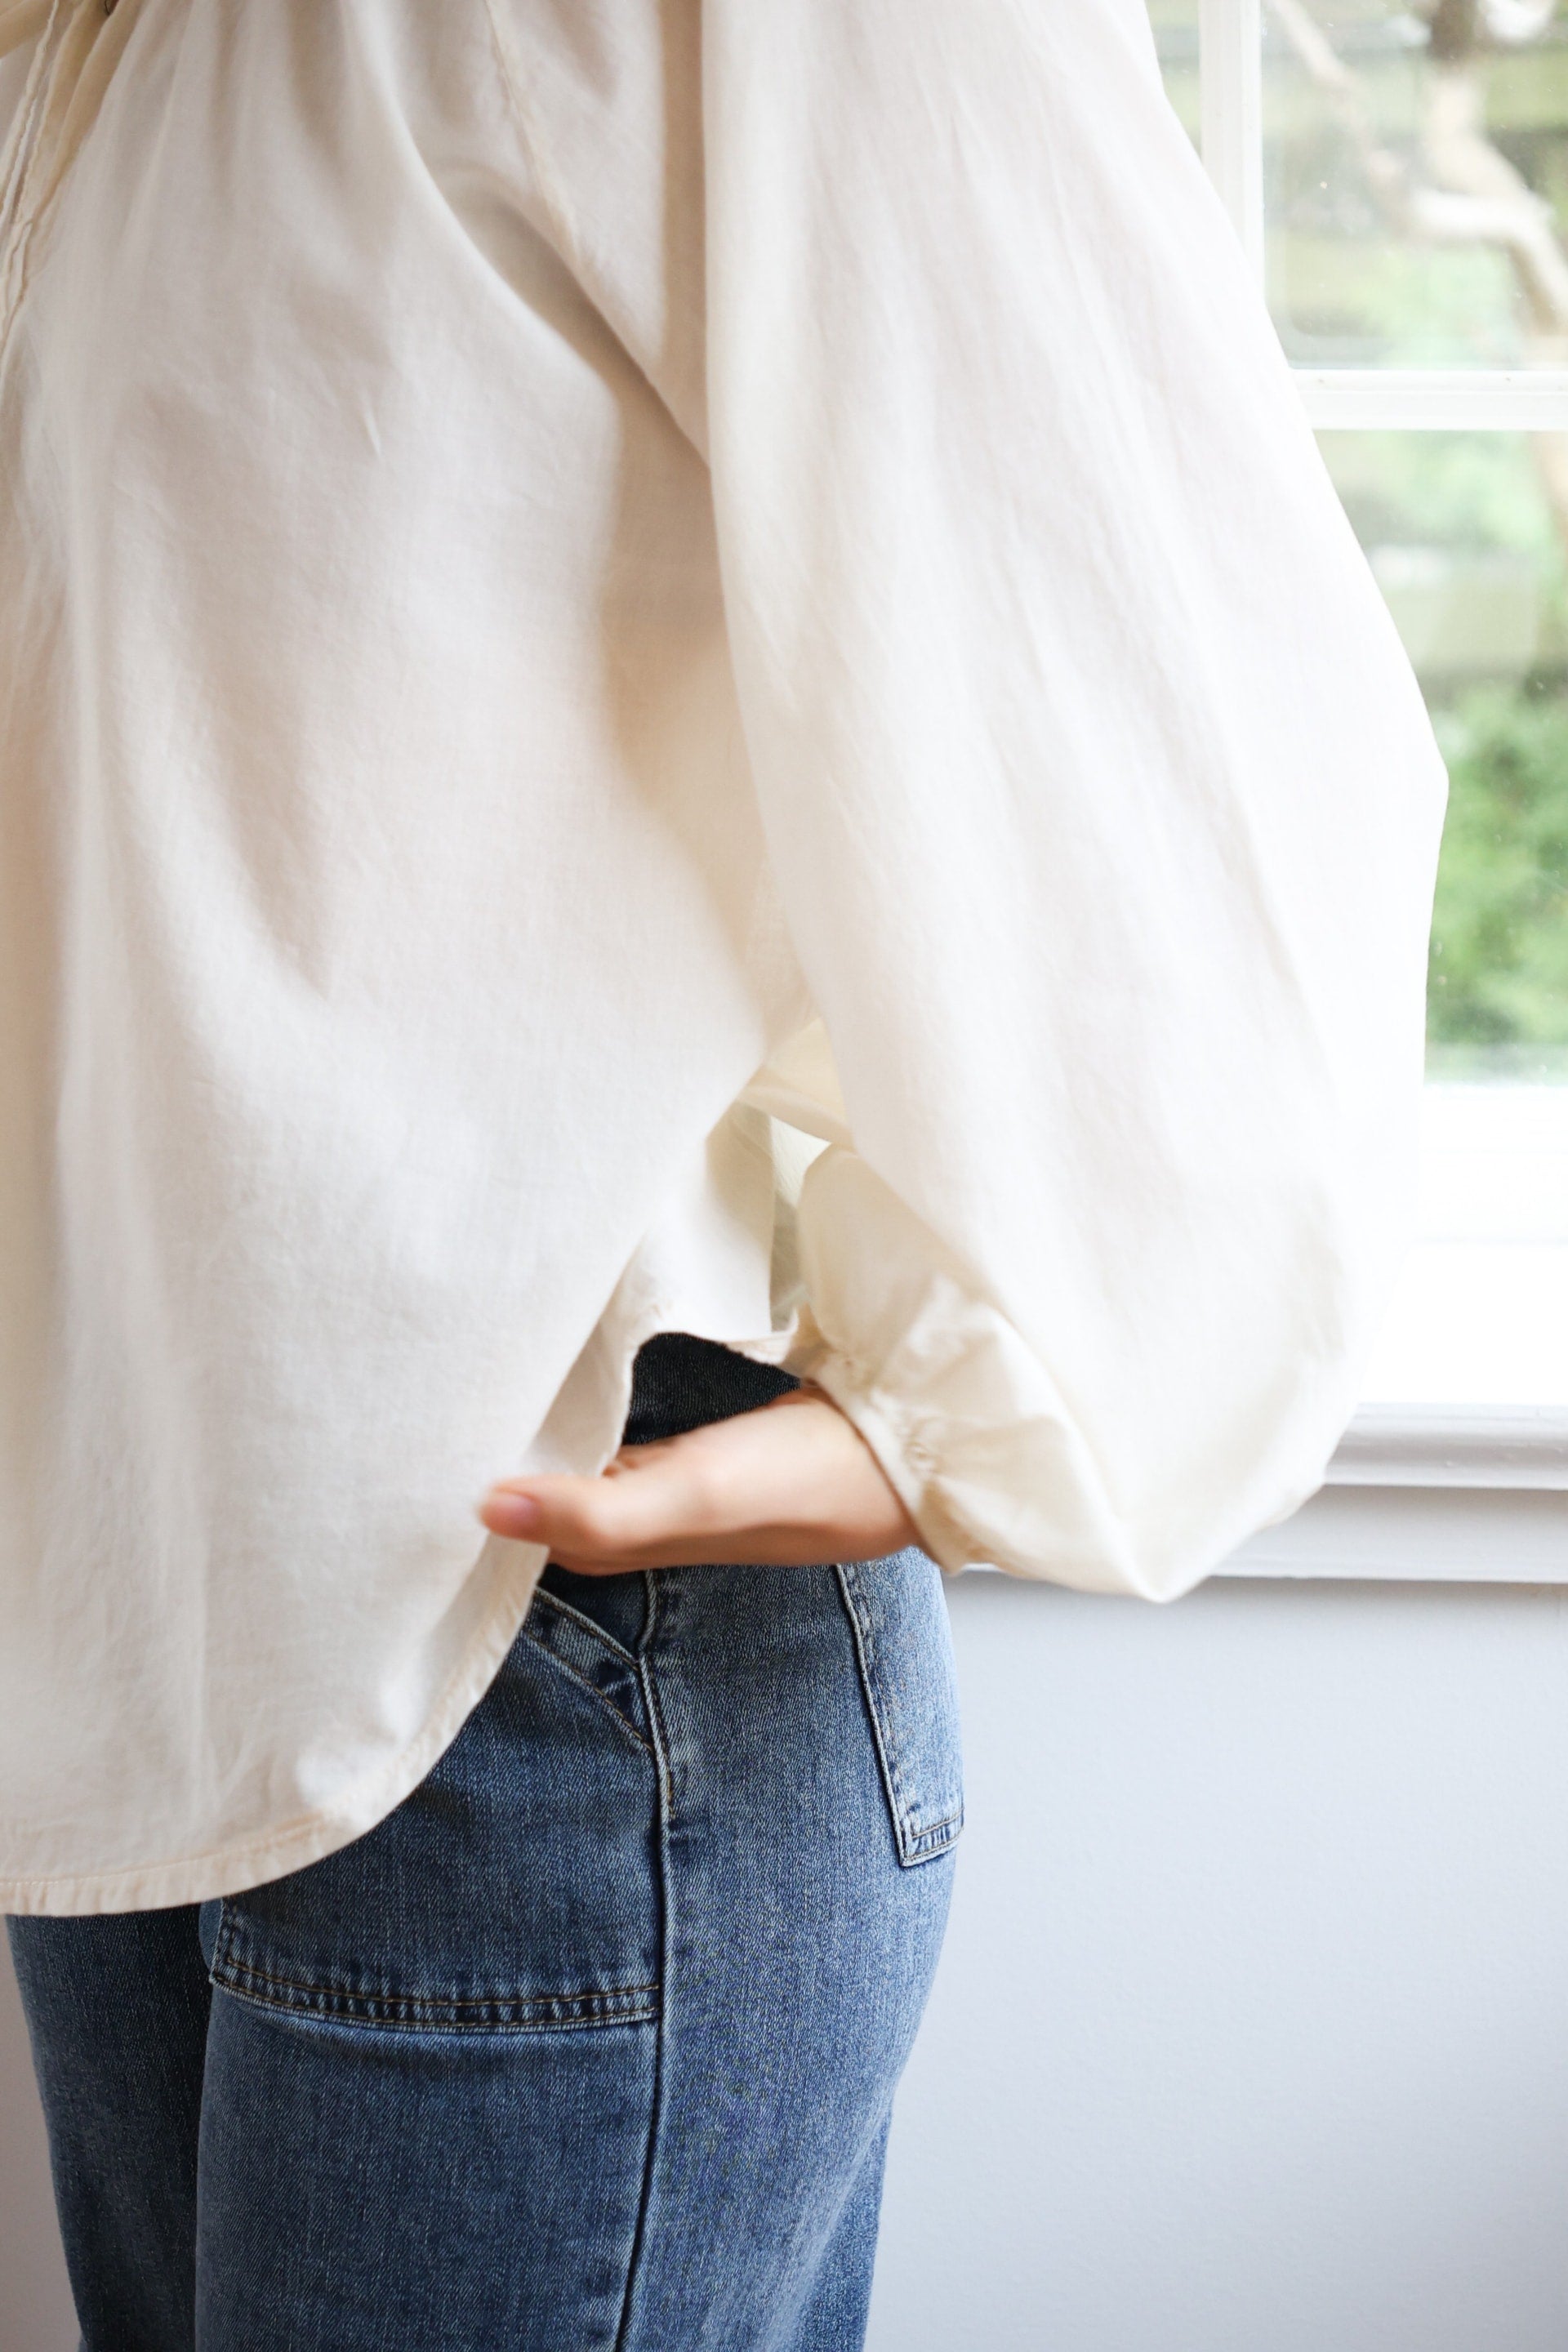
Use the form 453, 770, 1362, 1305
781, 1143, 1339, 1601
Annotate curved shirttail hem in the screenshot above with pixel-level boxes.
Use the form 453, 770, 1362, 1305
0, 1539, 550, 1918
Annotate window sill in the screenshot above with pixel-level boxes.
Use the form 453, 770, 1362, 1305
1213, 1404, 1568, 1584
1323, 1402, 1568, 1491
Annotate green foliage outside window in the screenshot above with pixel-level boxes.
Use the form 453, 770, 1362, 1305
1316, 431, 1568, 1057
1428, 684, 1568, 1048
1250, 5, 1568, 1071
1147, 7, 1568, 1067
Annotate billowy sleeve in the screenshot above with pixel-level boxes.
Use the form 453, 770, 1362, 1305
706, 0, 1447, 1598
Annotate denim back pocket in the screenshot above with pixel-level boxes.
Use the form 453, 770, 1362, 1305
209, 1584, 662, 2034
835, 1549, 964, 1868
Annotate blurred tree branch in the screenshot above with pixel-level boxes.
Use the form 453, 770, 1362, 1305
1266, 0, 1568, 553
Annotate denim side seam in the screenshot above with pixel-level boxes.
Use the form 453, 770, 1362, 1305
610, 1569, 674, 2352
834, 1564, 964, 1869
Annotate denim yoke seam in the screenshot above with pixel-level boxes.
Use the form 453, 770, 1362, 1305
207, 1920, 661, 2035
519, 1607, 653, 1757
612, 1567, 674, 2352
205, 1579, 668, 2047
530, 1585, 641, 1671
835, 1563, 962, 1867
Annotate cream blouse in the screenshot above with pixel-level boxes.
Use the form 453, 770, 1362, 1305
0, 0, 1445, 1912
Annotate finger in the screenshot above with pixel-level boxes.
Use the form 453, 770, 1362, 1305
477, 1392, 919, 1570
477, 1438, 725, 1561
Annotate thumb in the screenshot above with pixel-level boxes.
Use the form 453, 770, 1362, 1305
478, 1443, 707, 1561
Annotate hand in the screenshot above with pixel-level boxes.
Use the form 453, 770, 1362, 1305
478, 1387, 920, 1575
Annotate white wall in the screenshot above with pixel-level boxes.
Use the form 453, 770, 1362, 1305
6, 1571, 1568, 2351
868, 1574, 1568, 2352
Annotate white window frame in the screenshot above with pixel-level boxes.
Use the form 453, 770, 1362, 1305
1192, 1, 1568, 1575
1199, 1, 1568, 435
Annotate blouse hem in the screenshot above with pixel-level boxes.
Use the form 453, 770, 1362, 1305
0, 1538, 550, 1918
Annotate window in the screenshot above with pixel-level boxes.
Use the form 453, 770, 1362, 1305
1156, 0, 1568, 1428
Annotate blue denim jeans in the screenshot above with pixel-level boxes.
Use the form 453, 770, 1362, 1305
8, 1336, 961, 2350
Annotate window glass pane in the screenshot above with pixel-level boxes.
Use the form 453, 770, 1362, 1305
1150, 0, 1203, 147
1322, 430, 1568, 1063
1325, 430, 1568, 1399
1267, 0, 1568, 368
